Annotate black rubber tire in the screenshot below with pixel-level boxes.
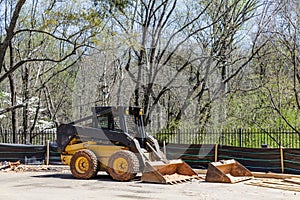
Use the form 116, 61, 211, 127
70, 149, 98, 179
107, 150, 140, 181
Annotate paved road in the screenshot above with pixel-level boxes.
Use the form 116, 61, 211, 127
0, 170, 299, 200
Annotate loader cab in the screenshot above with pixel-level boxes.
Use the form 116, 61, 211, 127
92, 106, 146, 140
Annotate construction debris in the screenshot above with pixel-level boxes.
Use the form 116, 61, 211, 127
251, 172, 300, 179
246, 178, 300, 192
0, 161, 69, 172
284, 178, 300, 185
0, 161, 22, 171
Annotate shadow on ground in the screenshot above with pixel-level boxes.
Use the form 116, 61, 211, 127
31, 173, 142, 183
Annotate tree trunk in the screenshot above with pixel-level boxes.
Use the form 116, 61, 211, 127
8, 74, 18, 143
8, 42, 18, 143
22, 65, 30, 144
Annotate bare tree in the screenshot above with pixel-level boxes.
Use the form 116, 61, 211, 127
107, 0, 219, 129
0, 0, 107, 142
103, 0, 265, 131
225, 0, 300, 133
261, 0, 300, 132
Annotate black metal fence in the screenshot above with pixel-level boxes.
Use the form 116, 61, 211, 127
1, 128, 300, 148
0, 129, 56, 145
153, 128, 300, 148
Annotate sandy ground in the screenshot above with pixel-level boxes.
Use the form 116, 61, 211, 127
0, 167, 299, 200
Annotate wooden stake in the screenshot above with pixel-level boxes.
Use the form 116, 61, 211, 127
280, 145, 284, 174
163, 141, 167, 159
214, 143, 218, 162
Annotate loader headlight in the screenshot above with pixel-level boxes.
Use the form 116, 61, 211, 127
139, 109, 143, 115
125, 108, 129, 115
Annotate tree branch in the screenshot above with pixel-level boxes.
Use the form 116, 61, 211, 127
0, 104, 24, 115
0, 0, 26, 72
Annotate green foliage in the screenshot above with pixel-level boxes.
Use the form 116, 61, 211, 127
0, 91, 4, 100
225, 58, 300, 130
93, 0, 130, 13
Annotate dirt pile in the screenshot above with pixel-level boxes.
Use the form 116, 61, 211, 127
0, 161, 68, 172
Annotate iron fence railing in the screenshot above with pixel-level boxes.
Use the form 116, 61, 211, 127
0, 129, 56, 145
153, 128, 300, 148
0, 128, 299, 148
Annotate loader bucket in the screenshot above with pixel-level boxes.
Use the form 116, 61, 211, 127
141, 159, 200, 184
205, 159, 253, 183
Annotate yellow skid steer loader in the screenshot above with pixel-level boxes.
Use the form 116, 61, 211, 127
57, 106, 199, 184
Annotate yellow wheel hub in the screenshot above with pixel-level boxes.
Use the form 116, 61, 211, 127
113, 157, 128, 174
75, 156, 90, 174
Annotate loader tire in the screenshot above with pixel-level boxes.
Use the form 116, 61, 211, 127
107, 150, 140, 181
70, 149, 98, 179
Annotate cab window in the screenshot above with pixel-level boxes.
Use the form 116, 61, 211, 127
97, 114, 122, 130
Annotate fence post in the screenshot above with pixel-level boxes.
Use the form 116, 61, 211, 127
239, 128, 242, 147
4, 129, 7, 143
163, 141, 167, 159
214, 143, 218, 162
177, 129, 181, 144
280, 145, 284, 174
46, 140, 50, 165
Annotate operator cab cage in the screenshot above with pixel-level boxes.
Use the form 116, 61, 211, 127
57, 106, 147, 152
92, 106, 146, 139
